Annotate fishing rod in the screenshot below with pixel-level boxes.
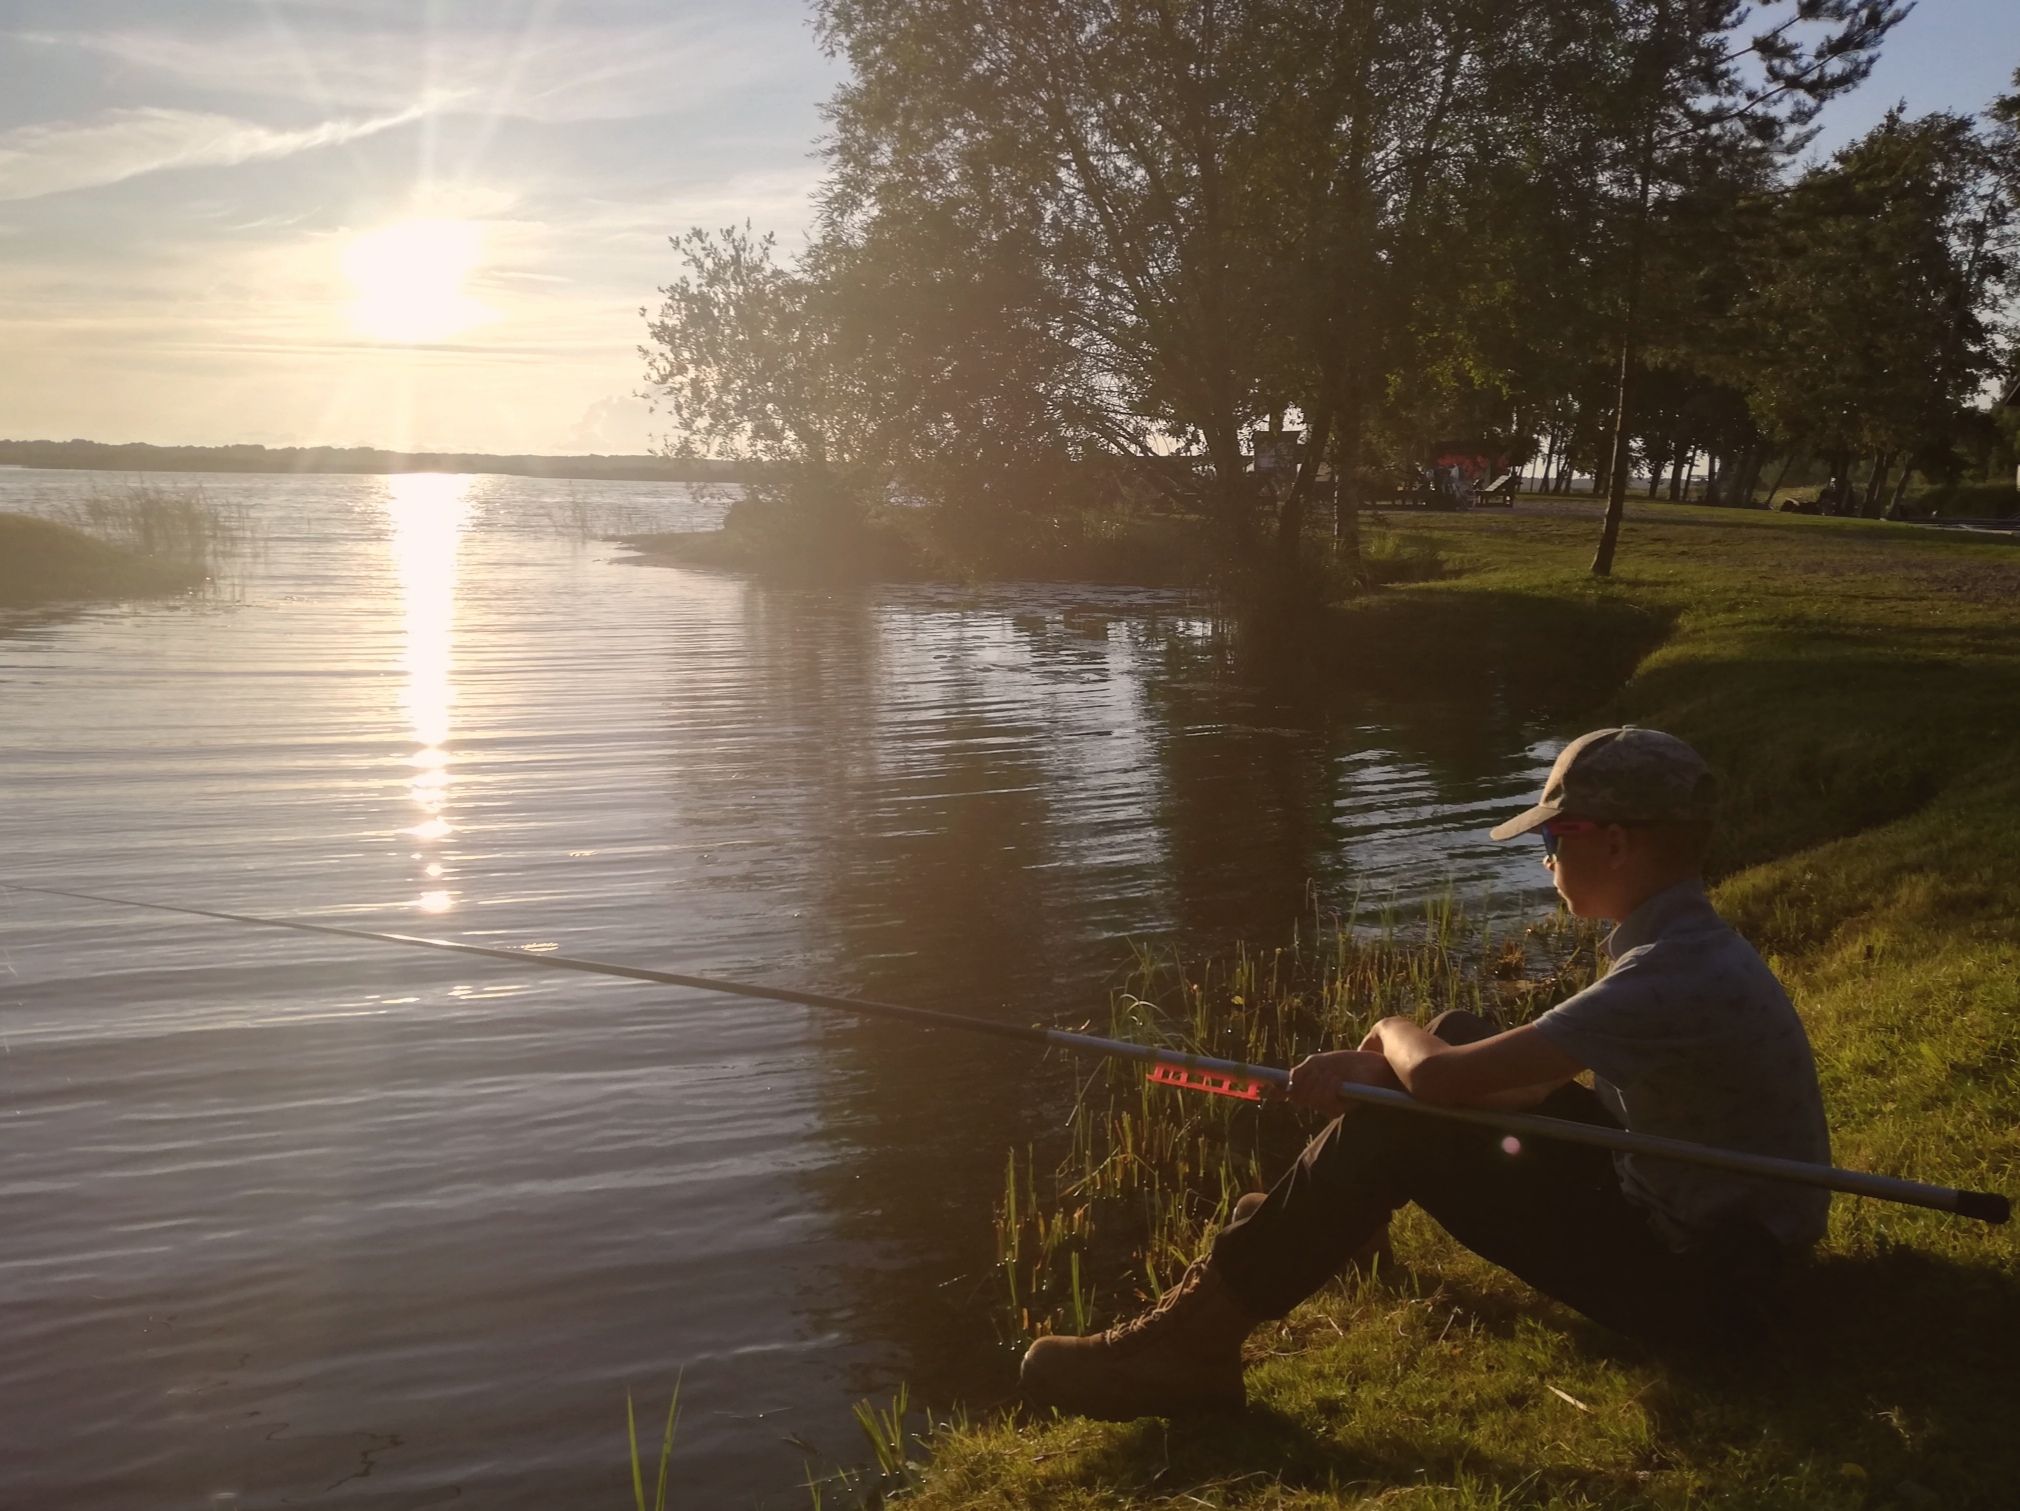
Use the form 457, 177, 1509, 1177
4, 881, 2008, 1226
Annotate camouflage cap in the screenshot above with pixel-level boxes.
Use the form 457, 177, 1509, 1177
1488, 727, 1716, 840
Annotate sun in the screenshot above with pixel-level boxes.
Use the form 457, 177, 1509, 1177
343, 218, 494, 343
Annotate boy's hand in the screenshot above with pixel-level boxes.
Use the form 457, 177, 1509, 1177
1285, 1049, 1399, 1115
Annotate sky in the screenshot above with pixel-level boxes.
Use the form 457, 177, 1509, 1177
0, 0, 2015, 457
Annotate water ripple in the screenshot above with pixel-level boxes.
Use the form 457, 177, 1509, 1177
0, 468, 1560, 1506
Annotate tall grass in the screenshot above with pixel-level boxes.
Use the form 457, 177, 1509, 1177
621, 1374, 932, 1511
996, 895, 1605, 1344
541, 486, 666, 541
798, 1384, 955, 1508
625, 1378, 681, 1511
56, 480, 255, 566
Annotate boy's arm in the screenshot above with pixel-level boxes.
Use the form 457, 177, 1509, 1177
1361, 1017, 1586, 1109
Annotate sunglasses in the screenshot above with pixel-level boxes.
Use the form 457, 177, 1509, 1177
1539, 816, 1606, 857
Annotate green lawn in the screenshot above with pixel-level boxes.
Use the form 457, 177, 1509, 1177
899, 502, 2020, 1510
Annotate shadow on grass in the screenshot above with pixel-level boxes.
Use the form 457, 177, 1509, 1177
1026, 1399, 1572, 1506
1402, 1242, 2020, 1508
995, 1241, 2020, 1509
1633, 1247, 2020, 1509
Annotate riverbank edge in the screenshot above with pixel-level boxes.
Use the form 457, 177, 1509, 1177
894, 505, 2020, 1509
622, 508, 1220, 589
620, 502, 1454, 595
0, 512, 205, 608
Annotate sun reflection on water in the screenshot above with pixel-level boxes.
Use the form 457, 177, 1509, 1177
383, 473, 471, 914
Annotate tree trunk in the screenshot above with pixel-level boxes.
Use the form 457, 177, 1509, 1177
1591, 307, 1642, 573
1591, 0, 1668, 578
1885, 465, 1914, 517
1333, 390, 1364, 559
1761, 449, 1798, 509
1861, 451, 1892, 517
1275, 402, 1334, 558
1668, 450, 1686, 501
1205, 413, 1253, 550
1729, 446, 1760, 509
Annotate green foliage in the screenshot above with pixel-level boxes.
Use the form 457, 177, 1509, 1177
1737, 109, 2013, 495
853, 1386, 917, 1486
1904, 480, 2020, 519
817, 0, 1307, 533
628, 504, 1445, 599
801, 1386, 934, 1508
625, 1377, 681, 1511
902, 503, 2020, 1509
996, 903, 1606, 1344
642, 223, 892, 528
892, 504, 1206, 587
636, 3, 2020, 577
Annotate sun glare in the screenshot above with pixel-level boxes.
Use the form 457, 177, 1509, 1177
343, 218, 494, 343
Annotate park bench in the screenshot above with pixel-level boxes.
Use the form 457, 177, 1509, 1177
1475, 472, 1520, 506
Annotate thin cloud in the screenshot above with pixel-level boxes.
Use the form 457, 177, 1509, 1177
0, 101, 438, 203
573, 168, 826, 243
36, 19, 799, 124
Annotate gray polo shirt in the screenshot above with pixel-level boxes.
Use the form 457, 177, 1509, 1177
1532, 879, 1832, 1250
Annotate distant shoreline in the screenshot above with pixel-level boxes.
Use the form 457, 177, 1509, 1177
0, 439, 741, 485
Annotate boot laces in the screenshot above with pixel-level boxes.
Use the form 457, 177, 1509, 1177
1101, 1260, 1211, 1351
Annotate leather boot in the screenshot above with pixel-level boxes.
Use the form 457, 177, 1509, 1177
1231, 1191, 1396, 1277
1018, 1260, 1256, 1420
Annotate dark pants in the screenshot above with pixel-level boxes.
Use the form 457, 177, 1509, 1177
1211, 1011, 1775, 1343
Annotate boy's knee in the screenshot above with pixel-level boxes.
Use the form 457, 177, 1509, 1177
1427, 1009, 1496, 1046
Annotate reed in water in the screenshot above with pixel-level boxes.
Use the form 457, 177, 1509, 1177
997, 895, 1606, 1344
56, 479, 256, 567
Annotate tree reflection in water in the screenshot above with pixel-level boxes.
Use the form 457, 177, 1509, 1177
649, 580, 1605, 1422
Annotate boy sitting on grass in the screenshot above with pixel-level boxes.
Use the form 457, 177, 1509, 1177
1022, 726, 1833, 1420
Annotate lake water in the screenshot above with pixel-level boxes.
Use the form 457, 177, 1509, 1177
0, 468, 1565, 1506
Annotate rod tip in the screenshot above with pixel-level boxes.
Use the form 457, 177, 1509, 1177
1955, 1190, 2011, 1225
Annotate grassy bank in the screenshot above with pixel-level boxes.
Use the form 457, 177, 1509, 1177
624, 502, 1443, 595
0, 511, 205, 608
624, 501, 1197, 585
901, 502, 2020, 1509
